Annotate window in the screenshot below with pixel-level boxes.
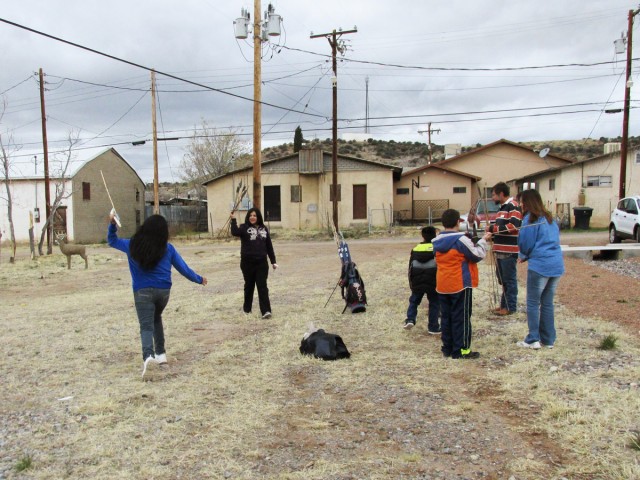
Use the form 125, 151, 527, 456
549, 178, 556, 191
82, 182, 90, 200
329, 184, 341, 202
636, 152, 640, 164
396, 188, 409, 195
136, 189, 140, 202
586, 175, 612, 187
453, 186, 466, 194
290, 185, 302, 203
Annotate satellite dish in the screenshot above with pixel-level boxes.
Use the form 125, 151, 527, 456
539, 147, 550, 158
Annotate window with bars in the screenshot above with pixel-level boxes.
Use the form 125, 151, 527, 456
453, 186, 466, 194
586, 175, 612, 187
549, 178, 556, 191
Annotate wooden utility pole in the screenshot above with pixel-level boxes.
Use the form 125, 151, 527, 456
311, 27, 357, 232
151, 70, 159, 214
418, 123, 441, 164
253, 0, 262, 210
619, 7, 640, 200
39, 68, 52, 254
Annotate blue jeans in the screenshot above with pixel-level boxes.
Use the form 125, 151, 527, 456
524, 270, 560, 346
406, 289, 440, 331
133, 288, 171, 360
496, 254, 518, 312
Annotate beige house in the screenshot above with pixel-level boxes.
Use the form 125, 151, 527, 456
510, 147, 640, 228
72, 148, 145, 243
393, 139, 573, 221
0, 148, 144, 244
395, 164, 480, 221
203, 149, 401, 232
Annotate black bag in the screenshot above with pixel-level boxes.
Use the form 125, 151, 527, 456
339, 261, 367, 314
299, 329, 351, 360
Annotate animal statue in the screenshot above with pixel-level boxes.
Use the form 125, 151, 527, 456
55, 234, 88, 269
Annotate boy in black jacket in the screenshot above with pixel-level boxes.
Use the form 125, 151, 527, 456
404, 226, 440, 333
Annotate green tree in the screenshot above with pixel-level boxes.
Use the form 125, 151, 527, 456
293, 126, 304, 153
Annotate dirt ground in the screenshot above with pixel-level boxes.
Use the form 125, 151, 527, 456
1, 229, 639, 479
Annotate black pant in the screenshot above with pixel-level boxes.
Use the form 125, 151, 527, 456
240, 256, 271, 315
440, 289, 473, 358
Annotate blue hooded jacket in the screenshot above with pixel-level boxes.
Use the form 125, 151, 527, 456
517, 214, 565, 277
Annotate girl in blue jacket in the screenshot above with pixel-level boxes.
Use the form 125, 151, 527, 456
517, 190, 564, 350
108, 213, 207, 377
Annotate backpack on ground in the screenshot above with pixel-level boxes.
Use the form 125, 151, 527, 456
339, 261, 367, 314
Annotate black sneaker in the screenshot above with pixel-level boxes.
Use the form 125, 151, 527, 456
456, 351, 480, 360
427, 327, 441, 335
403, 320, 415, 330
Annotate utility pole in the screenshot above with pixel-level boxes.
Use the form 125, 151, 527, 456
365, 76, 370, 134
418, 123, 441, 164
39, 68, 52, 254
234, 3, 282, 211
151, 70, 159, 214
311, 27, 357, 232
253, 0, 262, 210
618, 7, 640, 200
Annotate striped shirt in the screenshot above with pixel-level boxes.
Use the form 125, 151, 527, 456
489, 198, 522, 254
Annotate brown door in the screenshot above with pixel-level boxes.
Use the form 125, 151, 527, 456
353, 185, 367, 220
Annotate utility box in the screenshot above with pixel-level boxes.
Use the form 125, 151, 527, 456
573, 207, 593, 229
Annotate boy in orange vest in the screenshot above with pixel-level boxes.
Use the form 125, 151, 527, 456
432, 209, 491, 359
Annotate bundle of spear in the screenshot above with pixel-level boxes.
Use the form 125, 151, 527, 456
217, 180, 248, 238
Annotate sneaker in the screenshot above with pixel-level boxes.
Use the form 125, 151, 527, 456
516, 340, 541, 350
403, 320, 415, 330
427, 327, 442, 335
141, 356, 158, 378
155, 353, 167, 365
452, 351, 480, 360
541, 343, 554, 349
262, 312, 272, 319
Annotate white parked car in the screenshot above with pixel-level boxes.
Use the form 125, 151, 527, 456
609, 195, 640, 243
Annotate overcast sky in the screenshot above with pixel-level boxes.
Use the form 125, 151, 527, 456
1, 0, 638, 183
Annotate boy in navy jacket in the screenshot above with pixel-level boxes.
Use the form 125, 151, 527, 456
404, 226, 440, 333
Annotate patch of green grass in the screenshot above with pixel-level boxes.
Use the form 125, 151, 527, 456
598, 334, 618, 350
15, 455, 32, 472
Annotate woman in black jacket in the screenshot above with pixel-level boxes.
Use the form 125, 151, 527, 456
230, 208, 278, 318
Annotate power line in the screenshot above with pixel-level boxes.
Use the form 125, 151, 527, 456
279, 44, 640, 72
0, 17, 326, 119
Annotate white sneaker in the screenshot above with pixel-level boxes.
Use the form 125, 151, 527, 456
541, 343, 554, 349
262, 312, 272, 319
516, 341, 541, 350
142, 356, 158, 378
155, 353, 167, 365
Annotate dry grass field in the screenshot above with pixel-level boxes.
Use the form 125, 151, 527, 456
1, 233, 639, 479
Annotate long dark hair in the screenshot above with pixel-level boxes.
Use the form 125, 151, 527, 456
244, 207, 265, 226
130, 214, 169, 270
520, 190, 552, 224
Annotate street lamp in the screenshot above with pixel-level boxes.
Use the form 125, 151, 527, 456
234, 2, 283, 210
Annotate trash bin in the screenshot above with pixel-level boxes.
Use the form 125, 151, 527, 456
573, 207, 593, 229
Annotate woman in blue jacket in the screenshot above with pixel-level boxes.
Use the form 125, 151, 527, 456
108, 213, 207, 377
516, 190, 564, 349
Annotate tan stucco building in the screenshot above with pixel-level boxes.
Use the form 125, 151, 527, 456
511, 148, 640, 228
203, 149, 401, 232
393, 139, 572, 221
395, 164, 480, 221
